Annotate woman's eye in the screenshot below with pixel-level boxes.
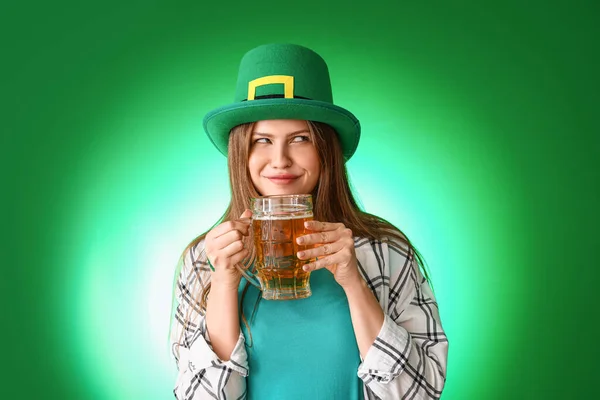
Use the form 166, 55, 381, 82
254, 138, 271, 144
292, 135, 310, 142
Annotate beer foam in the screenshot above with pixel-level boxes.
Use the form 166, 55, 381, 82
253, 212, 312, 220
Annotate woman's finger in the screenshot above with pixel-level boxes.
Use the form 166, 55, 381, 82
296, 230, 337, 246
302, 253, 339, 272
304, 220, 344, 232
211, 229, 247, 251
220, 237, 247, 258
210, 219, 251, 239
209, 240, 248, 267
229, 246, 250, 266
297, 240, 343, 261
296, 220, 346, 245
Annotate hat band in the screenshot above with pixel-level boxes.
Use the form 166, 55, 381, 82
241, 94, 311, 101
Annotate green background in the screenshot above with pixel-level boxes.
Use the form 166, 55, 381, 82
3, 0, 598, 398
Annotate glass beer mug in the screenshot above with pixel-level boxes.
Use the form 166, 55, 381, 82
237, 194, 314, 300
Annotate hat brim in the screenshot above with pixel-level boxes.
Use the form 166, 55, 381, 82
203, 98, 360, 160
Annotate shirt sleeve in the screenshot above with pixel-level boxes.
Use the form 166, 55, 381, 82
170, 242, 249, 399
357, 242, 449, 400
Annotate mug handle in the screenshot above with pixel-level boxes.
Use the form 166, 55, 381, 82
235, 262, 261, 289
234, 218, 261, 289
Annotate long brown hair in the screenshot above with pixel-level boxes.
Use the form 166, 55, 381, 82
170, 120, 430, 354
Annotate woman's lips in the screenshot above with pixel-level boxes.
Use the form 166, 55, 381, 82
266, 175, 299, 185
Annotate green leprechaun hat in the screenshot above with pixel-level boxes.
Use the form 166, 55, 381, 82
202, 43, 361, 160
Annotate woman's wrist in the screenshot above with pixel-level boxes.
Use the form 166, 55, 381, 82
341, 272, 367, 296
342, 272, 385, 357
211, 271, 242, 292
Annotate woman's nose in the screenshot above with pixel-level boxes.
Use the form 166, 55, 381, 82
269, 145, 292, 168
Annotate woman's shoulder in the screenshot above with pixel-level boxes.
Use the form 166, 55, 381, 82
188, 237, 207, 261
353, 233, 412, 260
352, 232, 418, 283
178, 237, 208, 281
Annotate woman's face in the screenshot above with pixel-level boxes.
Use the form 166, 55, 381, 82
248, 119, 321, 196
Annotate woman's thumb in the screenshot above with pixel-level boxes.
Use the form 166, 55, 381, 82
239, 208, 253, 219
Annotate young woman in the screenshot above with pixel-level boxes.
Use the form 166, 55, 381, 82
170, 43, 448, 399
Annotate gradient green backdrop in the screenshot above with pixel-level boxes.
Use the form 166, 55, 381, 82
3, 1, 598, 399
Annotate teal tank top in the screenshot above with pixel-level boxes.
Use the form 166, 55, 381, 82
239, 268, 363, 400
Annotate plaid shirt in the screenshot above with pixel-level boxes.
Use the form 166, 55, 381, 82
171, 236, 448, 399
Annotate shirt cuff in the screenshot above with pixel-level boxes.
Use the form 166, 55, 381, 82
181, 320, 249, 378
357, 313, 412, 383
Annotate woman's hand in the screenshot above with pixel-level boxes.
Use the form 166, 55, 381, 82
296, 220, 362, 289
205, 209, 252, 289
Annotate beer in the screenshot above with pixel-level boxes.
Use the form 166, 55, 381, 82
236, 194, 316, 300
252, 212, 314, 300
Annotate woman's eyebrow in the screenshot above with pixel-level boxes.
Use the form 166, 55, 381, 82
251, 129, 310, 137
